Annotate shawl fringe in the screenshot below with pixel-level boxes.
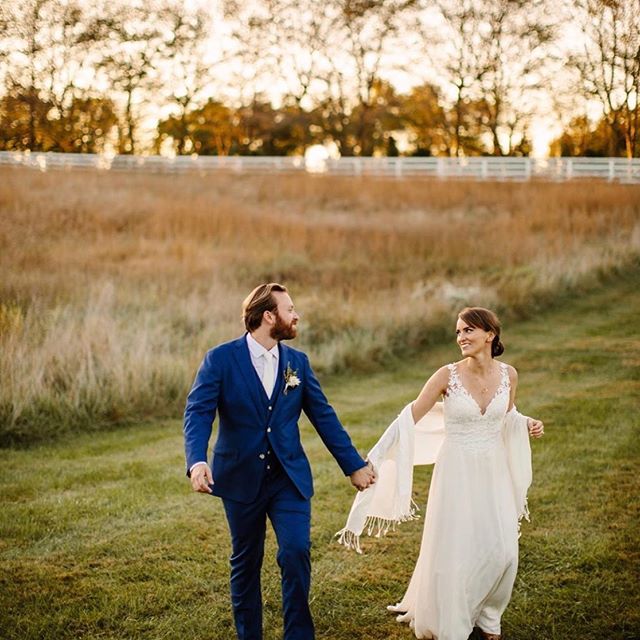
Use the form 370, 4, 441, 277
517, 498, 531, 538
335, 500, 421, 554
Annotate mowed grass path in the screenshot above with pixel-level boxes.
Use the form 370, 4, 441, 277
1, 271, 639, 640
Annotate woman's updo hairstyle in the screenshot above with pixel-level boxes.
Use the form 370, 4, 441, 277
457, 307, 504, 358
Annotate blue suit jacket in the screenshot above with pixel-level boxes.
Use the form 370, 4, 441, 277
184, 335, 366, 503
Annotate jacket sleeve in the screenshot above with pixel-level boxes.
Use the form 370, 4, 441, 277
301, 354, 366, 476
183, 349, 222, 476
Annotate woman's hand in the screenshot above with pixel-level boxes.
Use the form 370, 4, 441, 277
527, 418, 544, 438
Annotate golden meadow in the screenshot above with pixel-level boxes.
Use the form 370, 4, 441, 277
1, 168, 638, 445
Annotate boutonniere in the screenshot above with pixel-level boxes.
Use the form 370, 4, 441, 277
283, 363, 301, 395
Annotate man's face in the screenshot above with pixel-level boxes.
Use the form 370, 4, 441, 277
270, 291, 299, 341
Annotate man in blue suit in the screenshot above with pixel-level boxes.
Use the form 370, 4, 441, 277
184, 283, 375, 640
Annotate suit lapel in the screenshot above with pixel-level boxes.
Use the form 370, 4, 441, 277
232, 335, 266, 414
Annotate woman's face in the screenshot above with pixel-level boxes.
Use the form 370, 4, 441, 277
455, 318, 493, 357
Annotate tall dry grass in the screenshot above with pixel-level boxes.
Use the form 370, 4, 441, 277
1, 168, 639, 444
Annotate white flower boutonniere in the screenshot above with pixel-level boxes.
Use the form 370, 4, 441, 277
283, 363, 301, 395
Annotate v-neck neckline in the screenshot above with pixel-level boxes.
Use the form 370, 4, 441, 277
453, 362, 506, 416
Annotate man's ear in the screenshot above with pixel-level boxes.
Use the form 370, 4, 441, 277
263, 309, 275, 326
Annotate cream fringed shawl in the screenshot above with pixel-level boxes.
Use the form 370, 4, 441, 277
336, 402, 532, 553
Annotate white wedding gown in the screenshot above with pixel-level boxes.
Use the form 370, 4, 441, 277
389, 362, 519, 639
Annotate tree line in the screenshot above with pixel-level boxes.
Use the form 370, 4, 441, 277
0, 0, 638, 157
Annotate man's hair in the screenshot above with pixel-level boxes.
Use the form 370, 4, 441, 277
242, 283, 288, 332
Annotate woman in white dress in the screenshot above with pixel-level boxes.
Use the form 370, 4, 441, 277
387, 307, 544, 640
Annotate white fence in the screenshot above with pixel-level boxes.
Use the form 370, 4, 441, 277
1, 151, 639, 183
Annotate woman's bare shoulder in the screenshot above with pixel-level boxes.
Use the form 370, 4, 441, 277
433, 364, 453, 379
428, 364, 452, 390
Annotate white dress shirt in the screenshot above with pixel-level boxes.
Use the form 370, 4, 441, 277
189, 334, 279, 473
246, 333, 279, 394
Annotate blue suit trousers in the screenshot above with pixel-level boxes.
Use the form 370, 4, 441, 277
222, 465, 314, 640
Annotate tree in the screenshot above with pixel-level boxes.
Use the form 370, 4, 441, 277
47, 97, 118, 153
331, 0, 419, 155
550, 113, 628, 156
421, 0, 555, 156
96, 3, 167, 154
235, 101, 316, 155
157, 100, 240, 156
92, 1, 215, 154
0, 93, 53, 150
568, 0, 640, 157
156, 100, 317, 156
0, 0, 111, 151
224, 0, 338, 109
398, 83, 451, 155
344, 79, 404, 155
154, 6, 216, 155
225, 0, 418, 156
477, 0, 556, 156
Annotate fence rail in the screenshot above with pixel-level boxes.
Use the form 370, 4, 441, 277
1, 151, 639, 183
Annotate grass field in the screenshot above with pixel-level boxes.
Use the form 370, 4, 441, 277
1, 267, 638, 640
1, 169, 639, 445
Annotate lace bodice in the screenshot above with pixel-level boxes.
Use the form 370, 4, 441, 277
443, 362, 510, 453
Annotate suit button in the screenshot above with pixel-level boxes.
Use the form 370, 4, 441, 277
267, 465, 271, 470
259, 454, 265, 459
268, 406, 273, 411
267, 450, 271, 455
267, 428, 271, 433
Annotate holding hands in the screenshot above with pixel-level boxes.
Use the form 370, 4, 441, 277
191, 460, 377, 493
190, 460, 377, 494
350, 460, 376, 491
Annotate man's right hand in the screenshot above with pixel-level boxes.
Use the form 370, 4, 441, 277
350, 461, 376, 491
190, 463, 213, 494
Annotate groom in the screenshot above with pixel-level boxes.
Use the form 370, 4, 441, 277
184, 283, 375, 640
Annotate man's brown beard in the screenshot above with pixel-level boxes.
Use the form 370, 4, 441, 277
270, 311, 297, 341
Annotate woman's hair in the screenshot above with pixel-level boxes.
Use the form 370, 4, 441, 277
457, 307, 504, 358
242, 283, 288, 332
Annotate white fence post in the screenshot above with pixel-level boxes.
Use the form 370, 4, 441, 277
566, 159, 573, 180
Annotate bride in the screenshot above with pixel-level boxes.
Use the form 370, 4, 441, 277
338, 307, 544, 640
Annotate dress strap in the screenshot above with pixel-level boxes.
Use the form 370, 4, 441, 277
446, 363, 463, 396
498, 362, 510, 393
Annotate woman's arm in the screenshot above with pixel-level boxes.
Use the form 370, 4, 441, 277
411, 366, 450, 423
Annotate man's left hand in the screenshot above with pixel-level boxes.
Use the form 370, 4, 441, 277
350, 461, 376, 491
